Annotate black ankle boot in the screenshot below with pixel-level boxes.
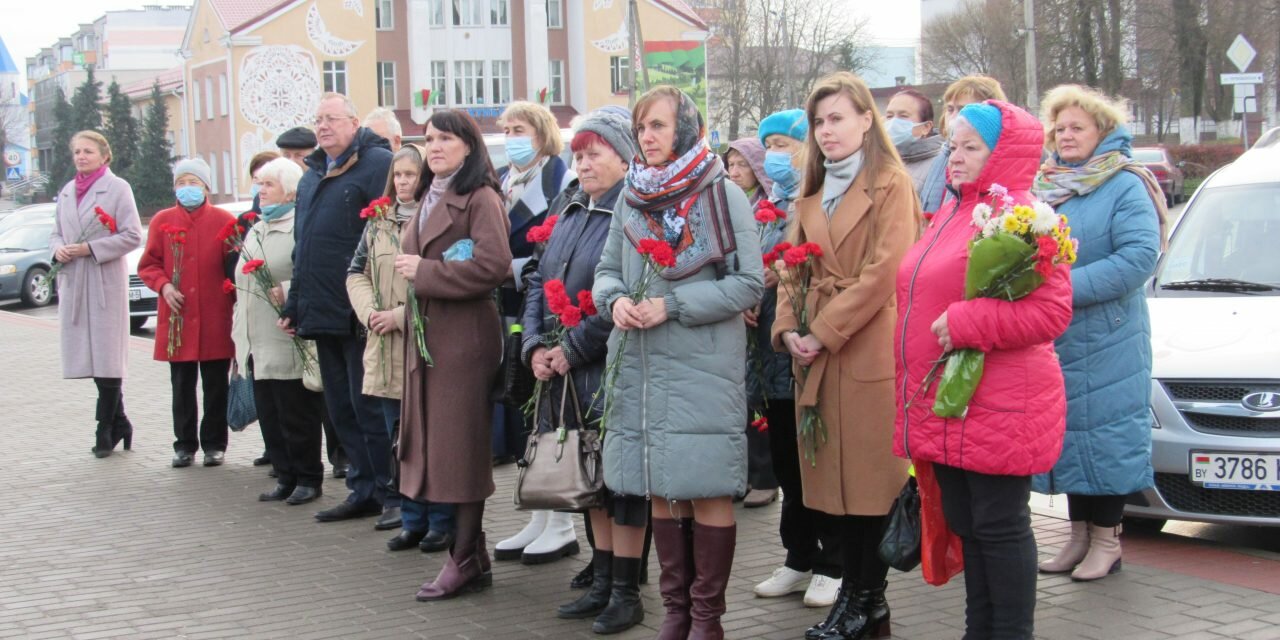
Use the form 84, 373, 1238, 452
819, 581, 891, 640
558, 551, 612, 619
591, 555, 644, 634
806, 585, 854, 639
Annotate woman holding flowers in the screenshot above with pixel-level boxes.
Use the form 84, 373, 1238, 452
52, 130, 143, 458
519, 108, 650, 633
347, 144, 456, 553
229, 157, 324, 505
1031, 85, 1162, 582
593, 85, 763, 640
394, 109, 512, 602
138, 158, 237, 469
895, 101, 1073, 639
770, 72, 918, 640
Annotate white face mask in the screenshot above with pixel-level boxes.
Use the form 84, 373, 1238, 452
887, 117, 922, 147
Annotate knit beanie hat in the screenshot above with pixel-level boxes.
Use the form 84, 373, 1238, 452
758, 109, 809, 145
172, 157, 212, 190
958, 102, 1003, 152
577, 107, 640, 161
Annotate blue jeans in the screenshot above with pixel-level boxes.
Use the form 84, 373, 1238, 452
380, 398, 455, 533
315, 336, 391, 506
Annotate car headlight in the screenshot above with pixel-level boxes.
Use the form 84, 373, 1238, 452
0, 265, 16, 275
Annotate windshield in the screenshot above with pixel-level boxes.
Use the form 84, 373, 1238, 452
1132, 149, 1164, 163
0, 225, 53, 251
1158, 184, 1280, 292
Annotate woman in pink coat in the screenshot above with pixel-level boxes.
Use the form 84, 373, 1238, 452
894, 101, 1072, 640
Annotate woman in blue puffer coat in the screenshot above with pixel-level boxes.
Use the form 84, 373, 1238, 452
1031, 84, 1165, 582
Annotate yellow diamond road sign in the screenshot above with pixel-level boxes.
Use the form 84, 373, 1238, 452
1226, 35, 1256, 73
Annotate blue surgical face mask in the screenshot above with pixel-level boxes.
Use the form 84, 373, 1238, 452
175, 185, 206, 208
764, 151, 800, 196
505, 135, 537, 168
886, 117, 920, 147
250, 183, 261, 198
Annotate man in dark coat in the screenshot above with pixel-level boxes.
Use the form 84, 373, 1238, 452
281, 93, 395, 525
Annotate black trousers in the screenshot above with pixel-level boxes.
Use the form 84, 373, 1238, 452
169, 359, 230, 454
835, 514, 890, 589
253, 377, 325, 488
747, 411, 778, 490
1067, 494, 1126, 527
934, 464, 1037, 640
766, 400, 842, 578
315, 335, 390, 505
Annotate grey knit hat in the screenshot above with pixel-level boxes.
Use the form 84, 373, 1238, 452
172, 157, 212, 190
576, 107, 639, 161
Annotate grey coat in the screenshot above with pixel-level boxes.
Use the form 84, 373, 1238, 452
51, 170, 143, 379
593, 179, 764, 501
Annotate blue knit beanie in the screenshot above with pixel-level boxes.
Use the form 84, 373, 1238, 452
758, 109, 809, 145
958, 103, 1003, 152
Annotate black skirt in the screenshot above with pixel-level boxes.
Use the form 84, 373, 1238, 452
606, 491, 650, 528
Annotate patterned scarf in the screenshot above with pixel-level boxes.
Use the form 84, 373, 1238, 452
623, 144, 724, 252
1033, 150, 1169, 249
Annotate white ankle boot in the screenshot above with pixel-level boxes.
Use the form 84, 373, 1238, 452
522, 511, 580, 564
1071, 524, 1123, 581
1039, 520, 1090, 574
495, 510, 548, 560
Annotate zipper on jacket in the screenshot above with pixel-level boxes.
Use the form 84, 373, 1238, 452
899, 192, 963, 460
640, 327, 652, 500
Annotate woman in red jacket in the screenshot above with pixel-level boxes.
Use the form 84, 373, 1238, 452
138, 158, 237, 468
894, 101, 1072, 640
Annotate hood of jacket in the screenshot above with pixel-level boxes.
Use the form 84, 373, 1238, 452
951, 100, 1046, 205
727, 137, 774, 198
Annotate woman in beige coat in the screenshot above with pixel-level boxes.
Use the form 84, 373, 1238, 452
52, 131, 143, 457
771, 73, 918, 640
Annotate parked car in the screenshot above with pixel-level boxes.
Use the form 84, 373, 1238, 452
1128, 137, 1280, 530
1133, 146, 1185, 207
0, 222, 56, 307
0, 203, 56, 236
126, 199, 254, 332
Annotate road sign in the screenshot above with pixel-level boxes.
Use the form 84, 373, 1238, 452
1234, 84, 1257, 114
1221, 72, 1264, 85
709, 129, 721, 148
6, 167, 21, 180
1226, 35, 1256, 73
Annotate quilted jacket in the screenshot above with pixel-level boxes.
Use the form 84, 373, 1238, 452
893, 100, 1074, 476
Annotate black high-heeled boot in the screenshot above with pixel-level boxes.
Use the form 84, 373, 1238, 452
818, 581, 890, 640
113, 416, 134, 450
92, 422, 113, 458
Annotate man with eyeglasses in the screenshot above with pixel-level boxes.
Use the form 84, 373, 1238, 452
280, 92, 398, 527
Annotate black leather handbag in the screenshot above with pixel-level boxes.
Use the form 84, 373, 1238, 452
500, 324, 537, 408
878, 476, 922, 572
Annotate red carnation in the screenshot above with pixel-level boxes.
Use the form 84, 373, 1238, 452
782, 246, 810, 267
242, 259, 266, 274
525, 225, 550, 244
559, 305, 583, 328
762, 251, 778, 268
577, 290, 598, 317
545, 279, 570, 315
242, 212, 259, 224
222, 279, 236, 294
802, 242, 824, 258
648, 243, 676, 268
772, 241, 792, 254
751, 415, 769, 433
173, 231, 187, 245
636, 238, 662, 256
94, 207, 118, 233
755, 199, 786, 224
1036, 235, 1058, 261
216, 219, 239, 242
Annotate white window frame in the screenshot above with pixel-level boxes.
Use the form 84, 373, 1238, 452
490, 60, 511, 106
376, 0, 395, 29
548, 59, 564, 105
610, 56, 630, 95
191, 78, 200, 121
490, 0, 509, 26
428, 0, 444, 26
453, 60, 485, 106
430, 61, 448, 106
222, 151, 232, 196
377, 61, 397, 107
452, 0, 484, 26
546, 0, 563, 28
207, 153, 218, 195
204, 77, 214, 122
323, 61, 348, 95
218, 74, 228, 117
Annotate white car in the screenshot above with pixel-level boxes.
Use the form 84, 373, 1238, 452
127, 200, 255, 331
1127, 135, 1280, 529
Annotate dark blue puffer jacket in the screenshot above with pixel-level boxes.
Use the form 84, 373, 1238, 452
283, 127, 393, 337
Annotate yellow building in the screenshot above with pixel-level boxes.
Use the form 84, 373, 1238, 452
181, 0, 378, 202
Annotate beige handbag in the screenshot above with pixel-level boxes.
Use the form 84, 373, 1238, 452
301, 340, 323, 392
514, 377, 605, 511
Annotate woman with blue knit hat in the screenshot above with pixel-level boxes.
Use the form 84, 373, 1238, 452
750, 107, 845, 610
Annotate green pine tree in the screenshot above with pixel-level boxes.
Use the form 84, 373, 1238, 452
132, 83, 174, 214
70, 65, 103, 132
47, 86, 76, 198
104, 80, 139, 178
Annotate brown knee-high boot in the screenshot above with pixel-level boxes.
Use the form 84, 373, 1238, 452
689, 522, 736, 640
416, 502, 491, 601
653, 517, 695, 639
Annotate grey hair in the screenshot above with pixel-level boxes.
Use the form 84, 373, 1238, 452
318, 92, 358, 117
364, 107, 402, 137
256, 157, 305, 197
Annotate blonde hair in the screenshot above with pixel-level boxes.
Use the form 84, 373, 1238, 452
1040, 84, 1129, 150
71, 130, 112, 164
318, 92, 358, 117
800, 72, 906, 199
255, 157, 305, 197
499, 101, 563, 157
940, 75, 1007, 135
383, 144, 424, 199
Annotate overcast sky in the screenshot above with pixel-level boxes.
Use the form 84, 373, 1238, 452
0, 0, 920, 88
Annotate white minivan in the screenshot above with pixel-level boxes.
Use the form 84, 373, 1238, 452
1127, 136, 1280, 529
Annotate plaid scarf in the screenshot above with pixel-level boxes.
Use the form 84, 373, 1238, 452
1033, 150, 1169, 250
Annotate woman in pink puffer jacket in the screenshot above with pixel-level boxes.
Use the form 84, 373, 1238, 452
894, 100, 1073, 640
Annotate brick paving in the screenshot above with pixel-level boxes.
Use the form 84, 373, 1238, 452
2, 309, 1278, 639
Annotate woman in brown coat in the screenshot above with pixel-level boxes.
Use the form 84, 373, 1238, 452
771, 72, 918, 640
393, 109, 512, 601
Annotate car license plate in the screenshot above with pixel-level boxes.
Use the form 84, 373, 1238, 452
129, 288, 142, 301
1190, 452, 1280, 491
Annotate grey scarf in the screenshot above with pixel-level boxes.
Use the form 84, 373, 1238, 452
896, 133, 943, 164
419, 171, 455, 233
822, 150, 865, 217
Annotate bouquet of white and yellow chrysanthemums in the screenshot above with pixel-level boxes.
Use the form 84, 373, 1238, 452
930, 183, 1077, 418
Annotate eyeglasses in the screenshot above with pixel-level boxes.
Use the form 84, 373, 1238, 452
313, 115, 353, 127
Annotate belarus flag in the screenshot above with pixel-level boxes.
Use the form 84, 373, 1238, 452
1195, 455, 1211, 464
